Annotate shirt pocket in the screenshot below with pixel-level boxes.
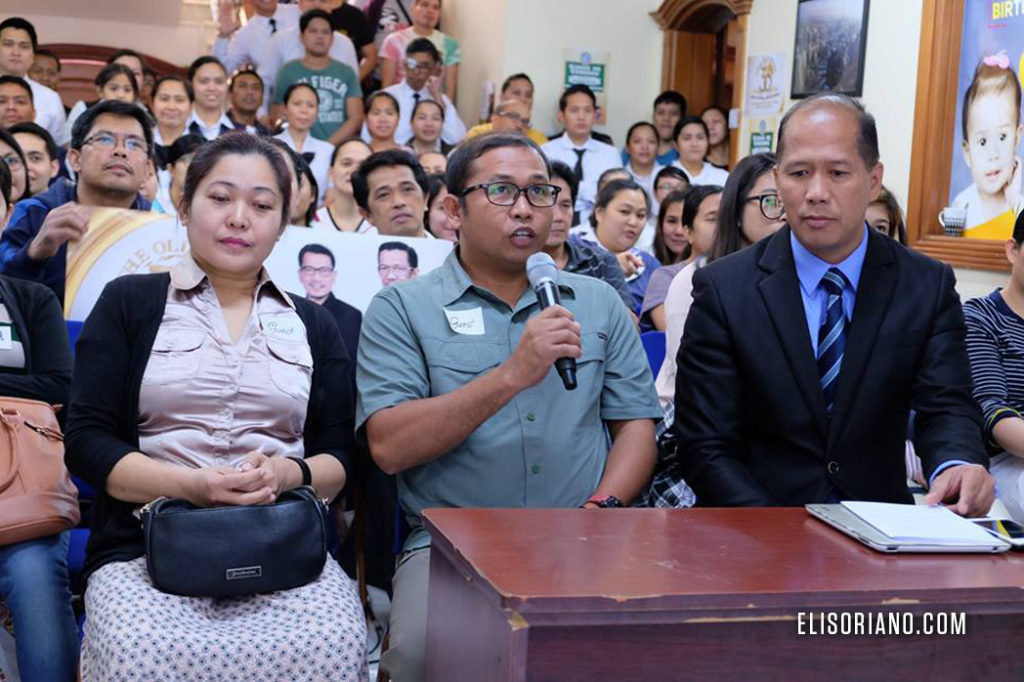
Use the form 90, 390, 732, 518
266, 337, 314, 403
575, 331, 607, 389
425, 341, 505, 395
142, 328, 206, 386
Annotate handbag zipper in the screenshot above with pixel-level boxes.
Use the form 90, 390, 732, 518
140, 497, 166, 514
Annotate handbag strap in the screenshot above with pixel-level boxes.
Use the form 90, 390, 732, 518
0, 410, 23, 493
0, 407, 63, 494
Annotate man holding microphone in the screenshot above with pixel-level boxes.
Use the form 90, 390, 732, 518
356, 132, 660, 681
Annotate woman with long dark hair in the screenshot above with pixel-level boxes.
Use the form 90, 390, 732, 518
640, 190, 688, 330
707, 152, 786, 263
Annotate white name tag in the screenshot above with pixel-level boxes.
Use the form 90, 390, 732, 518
443, 307, 485, 335
0, 324, 12, 350
263, 318, 301, 340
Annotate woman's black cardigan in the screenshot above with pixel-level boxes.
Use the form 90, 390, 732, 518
65, 273, 356, 583
0, 274, 72, 405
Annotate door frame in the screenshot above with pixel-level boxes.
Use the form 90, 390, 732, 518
651, 0, 755, 167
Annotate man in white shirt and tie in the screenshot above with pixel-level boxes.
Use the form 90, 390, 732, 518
361, 37, 466, 147
541, 84, 622, 227
0, 18, 68, 146
257, 0, 359, 115
213, 0, 300, 74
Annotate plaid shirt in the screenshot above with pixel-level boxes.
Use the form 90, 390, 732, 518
564, 238, 635, 312
640, 402, 697, 508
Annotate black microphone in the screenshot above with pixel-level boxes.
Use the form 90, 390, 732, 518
526, 252, 577, 390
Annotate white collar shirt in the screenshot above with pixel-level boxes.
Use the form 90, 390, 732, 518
672, 160, 730, 187
212, 3, 300, 74
25, 77, 69, 146
274, 128, 334, 204
540, 134, 623, 225
187, 111, 234, 141
360, 80, 467, 146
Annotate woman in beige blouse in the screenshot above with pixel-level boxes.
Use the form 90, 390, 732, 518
66, 133, 367, 681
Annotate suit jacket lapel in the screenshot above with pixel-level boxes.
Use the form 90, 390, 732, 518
827, 229, 897, 449
757, 227, 829, 440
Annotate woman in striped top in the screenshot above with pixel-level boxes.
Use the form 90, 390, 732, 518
964, 210, 1024, 522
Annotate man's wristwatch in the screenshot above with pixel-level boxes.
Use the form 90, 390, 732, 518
584, 495, 624, 508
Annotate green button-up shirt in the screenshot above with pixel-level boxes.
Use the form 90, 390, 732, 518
356, 250, 661, 550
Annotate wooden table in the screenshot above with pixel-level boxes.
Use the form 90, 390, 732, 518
423, 508, 1024, 681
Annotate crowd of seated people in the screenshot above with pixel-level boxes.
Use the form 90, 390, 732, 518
0, 3, 1018, 681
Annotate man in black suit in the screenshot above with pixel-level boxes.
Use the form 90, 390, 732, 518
296, 242, 361, 355
674, 93, 995, 516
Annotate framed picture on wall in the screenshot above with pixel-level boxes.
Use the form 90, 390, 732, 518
906, 0, 1017, 271
790, 0, 871, 99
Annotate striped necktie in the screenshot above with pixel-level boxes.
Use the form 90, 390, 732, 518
817, 267, 849, 412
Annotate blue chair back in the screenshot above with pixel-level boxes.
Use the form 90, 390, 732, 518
640, 331, 666, 376
66, 320, 84, 356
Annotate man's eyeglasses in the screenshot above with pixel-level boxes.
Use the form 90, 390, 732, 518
460, 182, 560, 208
1, 154, 23, 170
746, 192, 785, 221
82, 132, 149, 154
498, 111, 530, 127
299, 266, 334, 276
404, 58, 435, 72
377, 265, 412, 275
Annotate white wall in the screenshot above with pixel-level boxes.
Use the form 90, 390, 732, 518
501, 0, 663, 144
12, 16, 211, 66
446, 0, 663, 144
441, 0, 508, 129
741, 0, 923, 208
955, 267, 1006, 301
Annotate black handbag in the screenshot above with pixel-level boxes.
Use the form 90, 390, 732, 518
141, 485, 329, 598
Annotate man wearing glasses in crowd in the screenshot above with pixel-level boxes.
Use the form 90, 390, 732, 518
365, 37, 466, 147
489, 98, 533, 137
356, 132, 661, 681
296, 242, 362, 355
376, 241, 419, 287
0, 100, 152, 302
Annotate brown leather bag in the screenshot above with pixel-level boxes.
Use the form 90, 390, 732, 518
0, 397, 80, 546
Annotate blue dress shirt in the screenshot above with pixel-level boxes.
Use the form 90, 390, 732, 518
790, 225, 868, 356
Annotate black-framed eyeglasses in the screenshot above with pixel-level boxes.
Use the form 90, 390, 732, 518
377, 264, 413, 275
299, 266, 334, 277
83, 132, 149, 154
497, 111, 531, 127
460, 182, 560, 207
746, 192, 784, 220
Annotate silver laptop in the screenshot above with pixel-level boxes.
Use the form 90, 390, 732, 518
806, 503, 1011, 553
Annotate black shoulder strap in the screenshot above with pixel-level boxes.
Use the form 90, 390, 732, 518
396, 0, 413, 25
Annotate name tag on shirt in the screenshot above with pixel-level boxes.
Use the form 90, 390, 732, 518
263, 318, 301, 340
0, 324, 12, 350
443, 307, 485, 336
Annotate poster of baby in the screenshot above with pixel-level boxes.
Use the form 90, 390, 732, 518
948, 0, 1024, 239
